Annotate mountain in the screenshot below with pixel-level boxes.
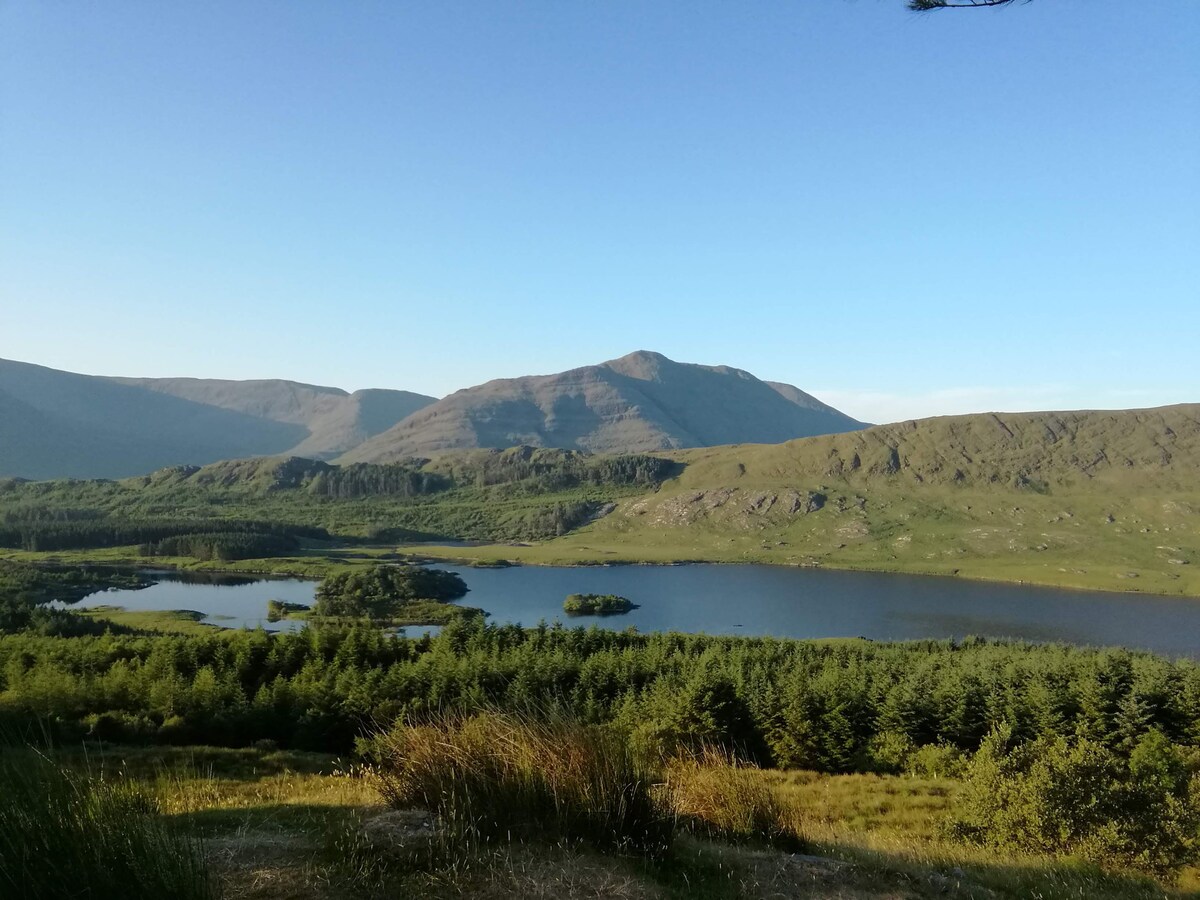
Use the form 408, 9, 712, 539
0, 360, 436, 479
0, 359, 307, 480
339, 351, 867, 462
111, 377, 435, 459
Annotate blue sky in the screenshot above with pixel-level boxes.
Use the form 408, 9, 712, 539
1, 1, 1196, 424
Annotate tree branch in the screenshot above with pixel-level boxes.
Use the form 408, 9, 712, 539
908, 0, 1025, 10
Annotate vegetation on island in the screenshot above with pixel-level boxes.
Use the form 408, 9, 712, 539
562, 593, 635, 615
266, 598, 311, 622
311, 565, 478, 626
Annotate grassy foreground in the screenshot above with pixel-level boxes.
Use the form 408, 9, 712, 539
8, 742, 1193, 900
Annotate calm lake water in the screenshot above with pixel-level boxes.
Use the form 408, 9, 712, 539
66, 565, 1200, 659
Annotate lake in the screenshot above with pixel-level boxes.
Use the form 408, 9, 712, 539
66, 564, 1200, 658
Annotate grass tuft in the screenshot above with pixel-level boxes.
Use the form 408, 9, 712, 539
665, 748, 804, 850
0, 748, 214, 900
371, 711, 673, 859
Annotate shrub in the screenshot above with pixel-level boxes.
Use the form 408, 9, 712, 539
0, 751, 213, 899
864, 729, 915, 774
370, 711, 672, 858
907, 741, 967, 779
950, 725, 1200, 876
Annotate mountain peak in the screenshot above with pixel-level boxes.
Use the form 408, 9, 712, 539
601, 350, 674, 380
339, 353, 866, 463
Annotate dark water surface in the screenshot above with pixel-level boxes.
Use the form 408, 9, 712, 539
69, 565, 1200, 658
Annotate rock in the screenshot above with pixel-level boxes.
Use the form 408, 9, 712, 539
789, 853, 848, 871
360, 808, 439, 860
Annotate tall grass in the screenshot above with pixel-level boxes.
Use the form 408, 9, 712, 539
371, 712, 673, 858
0, 750, 214, 900
665, 748, 804, 850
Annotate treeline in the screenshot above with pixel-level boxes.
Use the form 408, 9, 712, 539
427, 447, 679, 493
0, 562, 144, 637
0, 519, 330, 552
1, 619, 1197, 773
138, 532, 300, 562
0, 507, 105, 525
306, 463, 452, 499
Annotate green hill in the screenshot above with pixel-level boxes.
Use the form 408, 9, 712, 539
3, 404, 1197, 596
423, 405, 1200, 596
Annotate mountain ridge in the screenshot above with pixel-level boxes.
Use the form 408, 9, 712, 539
0, 359, 436, 478
0, 353, 866, 478
339, 350, 867, 462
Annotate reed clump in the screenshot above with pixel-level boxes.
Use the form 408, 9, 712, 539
664, 748, 803, 849
370, 712, 673, 858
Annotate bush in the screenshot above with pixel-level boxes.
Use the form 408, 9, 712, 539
370, 712, 672, 858
0, 751, 213, 899
950, 725, 1200, 876
864, 730, 915, 774
906, 742, 967, 779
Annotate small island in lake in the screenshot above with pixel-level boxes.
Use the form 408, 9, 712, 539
311, 565, 484, 626
563, 593, 636, 616
266, 599, 311, 622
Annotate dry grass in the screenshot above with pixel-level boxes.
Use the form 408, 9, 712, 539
371, 712, 672, 857
665, 750, 799, 847
41, 743, 1200, 900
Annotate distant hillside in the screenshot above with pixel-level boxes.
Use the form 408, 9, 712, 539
340, 351, 866, 462
112, 376, 435, 459
0, 360, 436, 479
0, 360, 306, 480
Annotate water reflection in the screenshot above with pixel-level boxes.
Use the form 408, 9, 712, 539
61, 564, 1200, 658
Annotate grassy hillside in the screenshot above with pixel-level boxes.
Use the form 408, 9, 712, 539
14, 743, 1191, 900
414, 405, 1200, 596
2, 404, 1197, 596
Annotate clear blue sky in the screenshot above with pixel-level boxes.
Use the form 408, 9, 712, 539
2, 1, 1197, 424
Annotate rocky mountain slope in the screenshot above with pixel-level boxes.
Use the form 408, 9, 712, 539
340, 351, 866, 462
0, 352, 862, 479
